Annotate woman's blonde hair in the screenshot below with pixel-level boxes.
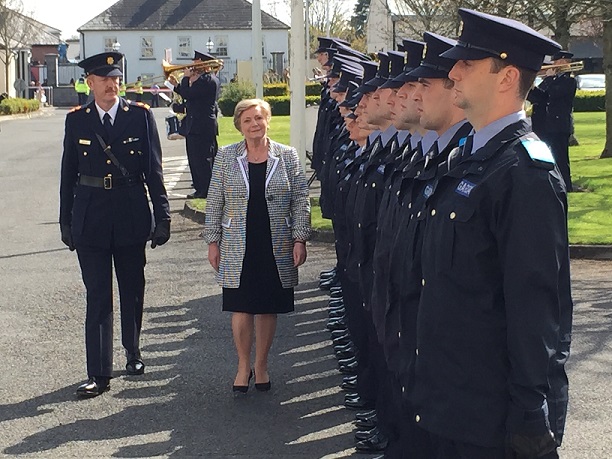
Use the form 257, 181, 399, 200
233, 98, 272, 131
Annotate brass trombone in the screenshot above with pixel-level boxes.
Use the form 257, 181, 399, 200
539, 60, 584, 75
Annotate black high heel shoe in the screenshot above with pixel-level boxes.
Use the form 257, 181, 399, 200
255, 374, 271, 392
233, 370, 253, 394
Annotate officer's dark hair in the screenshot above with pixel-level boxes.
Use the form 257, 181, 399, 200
489, 58, 537, 99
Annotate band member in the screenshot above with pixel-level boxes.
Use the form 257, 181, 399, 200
174, 50, 220, 198
59, 52, 171, 397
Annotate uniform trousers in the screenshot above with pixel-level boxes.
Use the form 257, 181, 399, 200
77, 242, 146, 378
340, 274, 377, 403
540, 132, 572, 192
186, 133, 216, 197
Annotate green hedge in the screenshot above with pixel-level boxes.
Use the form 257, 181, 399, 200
573, 90, 605, 112
306, 83, 322, 96
264, 84, 288, 96
266, 96, 321, 115
0, 98, 40, 115
219, 95, 321, 116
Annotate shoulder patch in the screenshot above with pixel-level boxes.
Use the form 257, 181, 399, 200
521, 139, 555, 164
69, 105, 83, 113
130, 101, 151, 110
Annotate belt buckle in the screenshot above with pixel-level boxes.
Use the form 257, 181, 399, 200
103, 176, 112, 189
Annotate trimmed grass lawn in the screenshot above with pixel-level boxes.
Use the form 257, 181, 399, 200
568, 112, 610, 244
193, 113, 610, 244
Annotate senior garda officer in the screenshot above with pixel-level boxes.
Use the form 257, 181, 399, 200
409, 9, 572, 458
59, 52, 171, 397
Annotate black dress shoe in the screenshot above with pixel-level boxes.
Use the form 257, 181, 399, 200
343, 374, 358, 383
328, 308, 345, 318
355, 426, 380, 441
335, 341, 354, 352
327, 319, 347, 331
320, 267, 337, 277
355, 433, 388, 452
341, 379, 358, 391
355, 409, 377, 421
126, 353, 145, 375
332, 336, 352, 347
336, 349, 355, 361
328, 298, 344, 307
345, 396, 374, 410
355, 417, 378, 429
340, 360, 359, 375
331, 329, 350, 339
255, 379, 271, 391
329, 291, 343, 300
338, 355, 357, 367
76, 377, 110, 397
233, 370, 253, 394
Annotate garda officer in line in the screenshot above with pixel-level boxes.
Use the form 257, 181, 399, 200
59, 52, 171, 397
410, 9, 571, 458
174, 50, 220, 199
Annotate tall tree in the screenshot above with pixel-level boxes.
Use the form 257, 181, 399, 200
0, 0, 35, 94
600, 7, 611, 158
352, 0, 371, 37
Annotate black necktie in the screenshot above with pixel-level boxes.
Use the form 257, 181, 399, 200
103, 113, 112, 138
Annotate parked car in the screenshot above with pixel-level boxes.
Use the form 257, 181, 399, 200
576, 74, 605, 91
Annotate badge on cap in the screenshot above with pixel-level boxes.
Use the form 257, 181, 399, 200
107, 56, 114, 65
500, 52, 508, 60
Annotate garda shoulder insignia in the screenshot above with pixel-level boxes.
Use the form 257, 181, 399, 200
521, 138, 555, 169
134, 101, 150, 110
69, 105, 83, 113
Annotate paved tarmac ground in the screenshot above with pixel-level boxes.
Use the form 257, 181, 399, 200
0, 108, 611, 458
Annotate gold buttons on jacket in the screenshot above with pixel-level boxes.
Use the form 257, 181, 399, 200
450, 212, 457, 220
415, 348, 419, 355
415, 414, 421, 423
130, 150, 135, 155
417, 211, 422, 218
422, 278, 426, 286
398, 331, 401, 339
372, 182, 376, 188
431, 209, 436, 216
83, 152, 88, 156
106, 159, 111, 164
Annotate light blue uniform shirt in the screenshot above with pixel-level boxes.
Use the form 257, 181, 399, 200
437, 119, 470, 153
470, 111, 526, 155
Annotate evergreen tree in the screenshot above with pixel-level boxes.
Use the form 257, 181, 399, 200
351, 0, 371, 37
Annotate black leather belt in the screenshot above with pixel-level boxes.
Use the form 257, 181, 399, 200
79, 174, 142, 189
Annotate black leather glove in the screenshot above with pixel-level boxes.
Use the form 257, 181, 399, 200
506, 431, 557, 458
60, 224, 75, 251
151, 219, 170, 248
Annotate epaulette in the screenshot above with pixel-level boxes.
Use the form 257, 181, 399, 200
129, 100, 150, 110
520, 136, 555, 170
68, 105, 83, 113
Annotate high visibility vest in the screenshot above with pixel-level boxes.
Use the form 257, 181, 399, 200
119, 83, 127, 97
134, 80, 144, 95
75, 80, 89, 95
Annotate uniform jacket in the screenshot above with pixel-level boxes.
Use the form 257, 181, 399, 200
204, 139, 311, 288
528, 72, 577, 135
59, 98, 170, 248
410, 119, 572, 447
176, 73, 219, 137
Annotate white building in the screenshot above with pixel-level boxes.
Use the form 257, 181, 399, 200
78, 0, 290, 85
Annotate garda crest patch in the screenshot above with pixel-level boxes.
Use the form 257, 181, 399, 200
423, 184, 434, 198
455, 179, 476, 197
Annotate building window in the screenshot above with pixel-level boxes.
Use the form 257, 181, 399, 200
261, 37, 266, 57
215, 35, 228, 57
104, 37, 118, 52
140, 37, 154, 59
177, 37, 192, 59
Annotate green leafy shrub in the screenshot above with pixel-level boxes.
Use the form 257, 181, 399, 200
0, 98, 40, 115
306, 83, 322, 96
573, 90, 605, 112
218, 80, 256, 116
265, 95, 321, 115
264, 83, 288, 96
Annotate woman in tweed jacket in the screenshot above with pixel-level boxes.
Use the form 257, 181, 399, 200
204, 99, 311, 393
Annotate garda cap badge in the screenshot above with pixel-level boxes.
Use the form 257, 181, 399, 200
107, 56, 114, 65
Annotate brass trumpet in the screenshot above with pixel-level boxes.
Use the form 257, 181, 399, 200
539, 60, 584, 74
